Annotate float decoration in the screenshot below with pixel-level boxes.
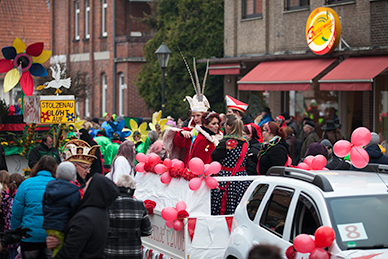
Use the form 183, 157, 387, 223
36, 64, 71, 94
149, 110, 168, 132
0, 38, 51, 95
161, 201, 189, 231
144, 200, 156, 215
295, 155, 328, 171
126, 119, 148, 142
188, 157, 221, 191
333, 127, 370, 168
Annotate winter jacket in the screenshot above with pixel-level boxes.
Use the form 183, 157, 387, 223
258, 138, 289, 175
11, 170, 55, 243
104, 142, 120, 165
241, 115, 253, 125
246, 138, 261, 175
287, 119, 299, 138
188, 126, 223, 165
43, 179, 81, 232
326, 153, 351, 170
28, 143, 61, 169
285, 135, 298, 165
0, 144, 8, 171
258, 114, 274, 127
104, 187, 152, 259
300, 130, 320, 159
94, 136, 112, 156
365, 145, 388, 165
54, 174, 119, 259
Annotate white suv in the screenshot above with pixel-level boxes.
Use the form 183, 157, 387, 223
224, 165, 388, 259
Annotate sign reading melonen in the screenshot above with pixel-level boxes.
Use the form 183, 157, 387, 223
23, 95, 76, 124
306, 7, 341, 55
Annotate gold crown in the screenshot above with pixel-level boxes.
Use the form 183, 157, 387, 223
62, 139, 100, 165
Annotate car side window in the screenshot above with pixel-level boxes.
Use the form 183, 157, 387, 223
260, 187, 294, 237
246, 184, 269, 221
291, 192, 322, 241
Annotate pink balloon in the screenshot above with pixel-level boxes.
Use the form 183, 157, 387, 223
165, 221, 174, 228
309, 247, 330, 259
204, 164, 210, 172
135, 163, 145, 173
311, 155, 327, 170
189, 177, 203, 191
205, 177, 218, 189
189, 157, 205, 175
163, 158, 172, 168
155, 164, 167, 174
333, 140, 352, 158
160, 172, 172, 184
173, 160, 185, 169
286, 156, 292, 166
173, 220, 184, 231
136, 153, 147, 163
148, 153, 161, 164
161, 207, 178, 222
304, 156, 314, 168
205, 162, 221, 176
297, 162, 310, 170
351, 127, 371, 147
176, 201, 187, 211
322, 167, 329, 171
350, 146, 369, 169
293, 234, 316, 253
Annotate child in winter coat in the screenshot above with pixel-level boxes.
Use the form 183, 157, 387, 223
43, 162, 82, 257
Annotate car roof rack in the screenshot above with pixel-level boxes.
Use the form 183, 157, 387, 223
266, 166, 334, 192
354, 163, 388, 173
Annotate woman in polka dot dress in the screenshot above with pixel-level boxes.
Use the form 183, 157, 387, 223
210, 114, 250, 215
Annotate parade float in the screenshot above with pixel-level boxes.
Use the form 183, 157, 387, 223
134, 153, 258, 259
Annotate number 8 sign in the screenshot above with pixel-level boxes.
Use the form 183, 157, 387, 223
337, 223, 368, 242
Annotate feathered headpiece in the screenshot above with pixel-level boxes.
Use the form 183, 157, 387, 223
180, 50, 210, 113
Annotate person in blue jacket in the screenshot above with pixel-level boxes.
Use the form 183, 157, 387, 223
43, 161, 82, 257
258, 107, 274, 127
11, 155, 57, 259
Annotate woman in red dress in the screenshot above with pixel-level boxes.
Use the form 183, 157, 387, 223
188, 111, 223, 164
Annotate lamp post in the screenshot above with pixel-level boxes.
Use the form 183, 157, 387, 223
155, 42, 171, 118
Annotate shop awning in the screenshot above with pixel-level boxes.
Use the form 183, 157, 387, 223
209, 63, 241, 75
319, 56, 388, 91
238, 59, 337, 91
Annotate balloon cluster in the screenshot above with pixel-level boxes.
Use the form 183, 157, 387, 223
135, 153, 197, 182
143, 199, 156, 215
333, 127, 370, 168
296, 155, 328, 171
188, 158, 221, 191
161, 201, 189, 231
286, 226, 335, 259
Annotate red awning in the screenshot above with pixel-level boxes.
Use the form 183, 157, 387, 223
238, 59, 337, 91
319, 56, 388, 91
209, 63, 241, 75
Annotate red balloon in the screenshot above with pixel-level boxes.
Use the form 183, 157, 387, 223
350, 146, 369, 169
297, 162, 310, 170
311, 155, 327, 170
160, 172, 172, 184
163, 158, 172, 168
205, 177, 218, 189
286, 156, 292, 166
189, 157, 205, 175
314, 226, 335, 248
351, 127, 371, 147
135, 163, 145, 173
172, 160, 185, 170
148, 153, 161, 164
161, 207, 178, 222
293, 234, 316, 253
285, 245, 296, 259
155, 164, 167, 174
309, 247, 330, 259
136, 153, 147, 163
189, 177, 203, 191
333, 140, 352, 158
304, 156, 314, 168
173, 220, 184, 231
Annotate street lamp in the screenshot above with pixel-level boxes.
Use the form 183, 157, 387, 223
155, 42, 171, 118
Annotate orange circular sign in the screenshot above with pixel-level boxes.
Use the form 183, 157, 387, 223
306, 7, 341, 55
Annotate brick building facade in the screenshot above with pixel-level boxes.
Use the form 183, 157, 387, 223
0, 0, 51, 105
50, 0, 154, 119
210, 0, 388, 138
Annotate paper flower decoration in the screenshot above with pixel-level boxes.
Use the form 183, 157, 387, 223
149, 111, 168, 132
144, 199, 157, 215
0, 38, 51, 96
126, 119, 148, 142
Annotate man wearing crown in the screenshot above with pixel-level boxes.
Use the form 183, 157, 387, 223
61, 139, 101, 185
225, 95, 253, 125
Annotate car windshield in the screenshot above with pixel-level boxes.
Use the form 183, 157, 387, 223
326, 194, 388, 250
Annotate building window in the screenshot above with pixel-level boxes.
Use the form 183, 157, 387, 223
102, 74, 107, 116
325, 0, 354, 4
75, 1, 80, 40
118, 73, 126, 116
102, 0, 107, 37
243, 0, 263, 19
85, 0, 90, 39
284, 0, 309, 11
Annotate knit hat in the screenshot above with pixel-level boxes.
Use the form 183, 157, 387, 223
305, 142, 328, 158
320, 139, 333, 148
262, 107, 271, 114
56, 161, 77, 181
367, 132, 380, 147
281, 112, 290, 120
225, 95, 249, 112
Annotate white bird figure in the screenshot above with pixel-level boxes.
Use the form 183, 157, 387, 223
37, 64, 71, 94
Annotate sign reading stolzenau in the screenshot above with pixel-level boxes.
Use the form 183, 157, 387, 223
39, 96, 75, 124
306, 7, 341, 55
